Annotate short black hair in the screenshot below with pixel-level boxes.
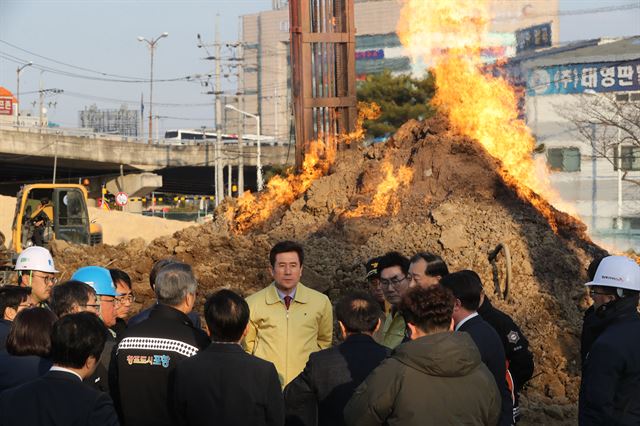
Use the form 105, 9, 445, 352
6, 307, 57, 357
0, 286, 31, 317
269, 241, 304, 267
587, 256, 607, 282
204, 290, 250, 342
150, 258, 177, 290
400, 285, 455, 333
109, 269, 132, 290
51, 312, 107, 369
410, 252, 450, 278
50, 280, 96, 318
336, 291, 382, 334
439, 270, 483, 311
377, 251, 410, 276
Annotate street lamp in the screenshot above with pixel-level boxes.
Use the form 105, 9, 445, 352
16, 61, 33, 126
225, 104, 263, 191
584, 89, 623, 230
137, 32, 169, 144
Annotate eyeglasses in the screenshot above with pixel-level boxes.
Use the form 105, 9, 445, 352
81, 303, 101, 311
115, 294, 135, 304
379, 274, 410, 288
32, 274, 58, 285
97, 296, 115, 305
589, 289, 612, 297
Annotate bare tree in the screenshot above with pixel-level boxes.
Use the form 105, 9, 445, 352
559, 93, 640, 186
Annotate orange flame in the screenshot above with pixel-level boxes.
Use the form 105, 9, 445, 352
229, 102, 381, 232
397, 0, 576, 231
345, 160, 414, 218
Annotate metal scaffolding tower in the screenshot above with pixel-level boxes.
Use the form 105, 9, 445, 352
289, 0, 357, 171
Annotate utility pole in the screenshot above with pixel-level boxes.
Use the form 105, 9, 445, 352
137, 32, 169, 144
215, 14, 224, 206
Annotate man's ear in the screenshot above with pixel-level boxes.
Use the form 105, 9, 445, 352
449, 318, 454, 331
4, 307, 17, 321
85, 355, 98, 375
373, 318, 381, 334
407, 323, 419, 340
70, 303, 81, 314
268, 266, 275, 279
338, 321, 348, 339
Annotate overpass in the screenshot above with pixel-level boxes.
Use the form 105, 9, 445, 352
0, 125, 293, 196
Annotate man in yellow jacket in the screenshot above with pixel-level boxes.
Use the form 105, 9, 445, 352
244, 241, 333, 387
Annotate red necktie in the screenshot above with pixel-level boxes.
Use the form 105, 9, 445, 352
284, 295, 292, 310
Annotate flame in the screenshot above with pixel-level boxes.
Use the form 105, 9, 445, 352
229, 102, 381, 232
345, 160, 414, 218
397, 0, 576, 231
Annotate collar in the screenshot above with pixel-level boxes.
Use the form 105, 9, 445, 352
265, 282, 308, 305
455, 312, 479, 331
277, 286, 297, 301
343, 333, 377, 344
149, 303, 195, 326
206, 342, 245, 353
50, 365, 83, 381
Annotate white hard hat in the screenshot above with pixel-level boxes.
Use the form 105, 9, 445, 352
14, 246, 59, 273
585, 255, 640, 292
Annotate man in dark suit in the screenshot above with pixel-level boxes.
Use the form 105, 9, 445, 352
284, 291, 390, 426
0, 312, 119, 426
173, 289, 284, 426
441, 271, 513, 426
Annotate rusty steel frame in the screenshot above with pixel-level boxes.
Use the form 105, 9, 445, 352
290, 0, 357, 171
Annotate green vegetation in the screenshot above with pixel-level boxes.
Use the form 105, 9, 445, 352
357, 70, 436, 139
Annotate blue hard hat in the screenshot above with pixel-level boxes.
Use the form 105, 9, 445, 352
71, 266, 117, 297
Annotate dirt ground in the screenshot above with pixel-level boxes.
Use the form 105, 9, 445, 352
0, 194, 193, 246
51, 115, 604, 424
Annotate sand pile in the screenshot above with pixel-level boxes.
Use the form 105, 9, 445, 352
52, 115, 603, 424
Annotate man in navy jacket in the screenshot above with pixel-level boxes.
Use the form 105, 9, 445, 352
173, 289, 284, 426
284, 291, 390, 426
0, 312, 119, 426
441, 270, 513, 426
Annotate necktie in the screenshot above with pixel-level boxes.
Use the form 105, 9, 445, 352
284, 295, 292, 310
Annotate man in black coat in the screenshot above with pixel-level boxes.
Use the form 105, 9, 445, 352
0, 312, 119, 426
478, 294, 534, 421
173, 289, 284, 426
284, 291, 390, 426
111, 262, 209, 426
441, 271, 513, 426
580, 255, 640, 425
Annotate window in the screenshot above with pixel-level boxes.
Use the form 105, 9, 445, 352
547, 147, 581, 172
613, 146, 640, 171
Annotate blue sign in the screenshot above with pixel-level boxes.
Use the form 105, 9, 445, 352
516, 23, 552, 54
527, 60, 640, 96
356, 49, 384, 61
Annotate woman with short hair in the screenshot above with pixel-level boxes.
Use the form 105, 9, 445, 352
0, 307, 57, 391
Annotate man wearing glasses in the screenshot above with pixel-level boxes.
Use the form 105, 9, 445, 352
376, 251, 412, 349
109, 269, 135, 339
70, 266, 119, 393
14, 246, 58, 309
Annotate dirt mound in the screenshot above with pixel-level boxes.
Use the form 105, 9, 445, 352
52, 115, 603, 423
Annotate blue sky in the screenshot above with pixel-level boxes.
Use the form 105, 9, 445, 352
0, 0, 638, 134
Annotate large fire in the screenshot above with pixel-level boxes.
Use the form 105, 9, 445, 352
230, 102, 381, 232
397, 0, 575, 231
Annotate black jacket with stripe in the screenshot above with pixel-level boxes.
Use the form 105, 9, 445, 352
109, 303, 209, 426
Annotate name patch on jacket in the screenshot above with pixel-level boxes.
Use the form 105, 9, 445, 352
127, 354, 171, 368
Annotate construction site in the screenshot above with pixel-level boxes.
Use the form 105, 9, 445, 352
1, 0, 638, 424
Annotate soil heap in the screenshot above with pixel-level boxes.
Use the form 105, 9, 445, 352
52, 115, 604, 425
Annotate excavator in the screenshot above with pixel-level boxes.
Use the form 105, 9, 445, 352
0, 184, 103, 284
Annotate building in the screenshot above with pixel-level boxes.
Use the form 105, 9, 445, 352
515, 36, 640, 250
239, 0, 559, 143
0, 86, 43, 127
79, 104, 139, 136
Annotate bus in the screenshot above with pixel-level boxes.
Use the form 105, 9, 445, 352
163, 129, 277, 145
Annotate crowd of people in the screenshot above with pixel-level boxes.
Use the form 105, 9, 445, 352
0, 241, 638, 426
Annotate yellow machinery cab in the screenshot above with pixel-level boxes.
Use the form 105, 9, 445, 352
11, 184, 103, 253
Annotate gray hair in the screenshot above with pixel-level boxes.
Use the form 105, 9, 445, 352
154, 262, 198, 306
